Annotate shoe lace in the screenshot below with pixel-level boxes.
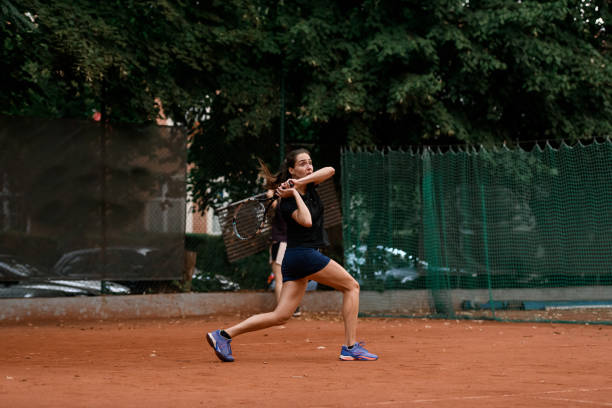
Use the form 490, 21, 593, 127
219, 337, 232, 354
350, 341, 369, 354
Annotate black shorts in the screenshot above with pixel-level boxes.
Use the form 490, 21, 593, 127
281, 247, 331, 282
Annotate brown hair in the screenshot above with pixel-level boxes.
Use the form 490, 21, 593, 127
259, 148, 311, 190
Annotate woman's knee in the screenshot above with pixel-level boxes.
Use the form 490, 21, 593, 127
271, 309, 292, 325
350, 278, 360, 293
339, 276, 360, 294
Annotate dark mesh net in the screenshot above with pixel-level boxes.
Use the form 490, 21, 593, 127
0, 116, 186, 281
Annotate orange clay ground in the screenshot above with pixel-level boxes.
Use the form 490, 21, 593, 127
1, 312, 611, 407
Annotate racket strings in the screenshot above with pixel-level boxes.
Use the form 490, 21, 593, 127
234, 201, 266, 239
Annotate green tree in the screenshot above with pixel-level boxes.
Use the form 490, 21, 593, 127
2, 1, 610, 212
188, 0, 611, 211
1, 0, 231, 123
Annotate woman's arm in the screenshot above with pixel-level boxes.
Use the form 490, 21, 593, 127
292, 166, 335, 187
276, 186, 312, 228
266, 189, 279, 209
290, 190, 312, 227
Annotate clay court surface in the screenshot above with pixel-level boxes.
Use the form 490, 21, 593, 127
1, 312, 611, 407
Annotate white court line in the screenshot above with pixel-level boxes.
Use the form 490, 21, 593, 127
364, 387, 612, 406
535, 396, 612, 406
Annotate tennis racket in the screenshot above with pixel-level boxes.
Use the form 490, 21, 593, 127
232, 182, 292, 240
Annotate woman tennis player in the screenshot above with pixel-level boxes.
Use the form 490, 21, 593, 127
206, 148, 378, 362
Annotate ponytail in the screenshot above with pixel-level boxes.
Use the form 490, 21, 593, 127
257, 158, 283, 190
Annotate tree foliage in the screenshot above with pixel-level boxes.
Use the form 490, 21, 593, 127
1, 0, 227, 122
1, 0, 610, 212
188, 0, 611, 210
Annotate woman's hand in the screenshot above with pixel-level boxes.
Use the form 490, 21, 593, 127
284, 178, 302, 189
275, 182, 295, 198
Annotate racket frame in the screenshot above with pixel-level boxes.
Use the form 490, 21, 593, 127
224, 181, 293, 241
231, 194, 278, 240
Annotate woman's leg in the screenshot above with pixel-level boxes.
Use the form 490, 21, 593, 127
272, 262, 283, 304
309, 260, 360, 346
225, 278, 308, 338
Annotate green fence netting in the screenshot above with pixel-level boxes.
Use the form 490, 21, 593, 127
341, 140, 612, 324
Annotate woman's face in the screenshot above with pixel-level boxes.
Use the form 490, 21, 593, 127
289, 152, 313, 179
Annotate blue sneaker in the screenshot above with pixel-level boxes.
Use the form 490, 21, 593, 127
339, 342, 378, 361
206, 330, 234, 362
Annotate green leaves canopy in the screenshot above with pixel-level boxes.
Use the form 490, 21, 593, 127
1, 0, 224, 122
1, 0, 610, 211
189, 0, 611, 210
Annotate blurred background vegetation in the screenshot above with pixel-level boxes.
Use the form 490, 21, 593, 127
2, 0, 610, 291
